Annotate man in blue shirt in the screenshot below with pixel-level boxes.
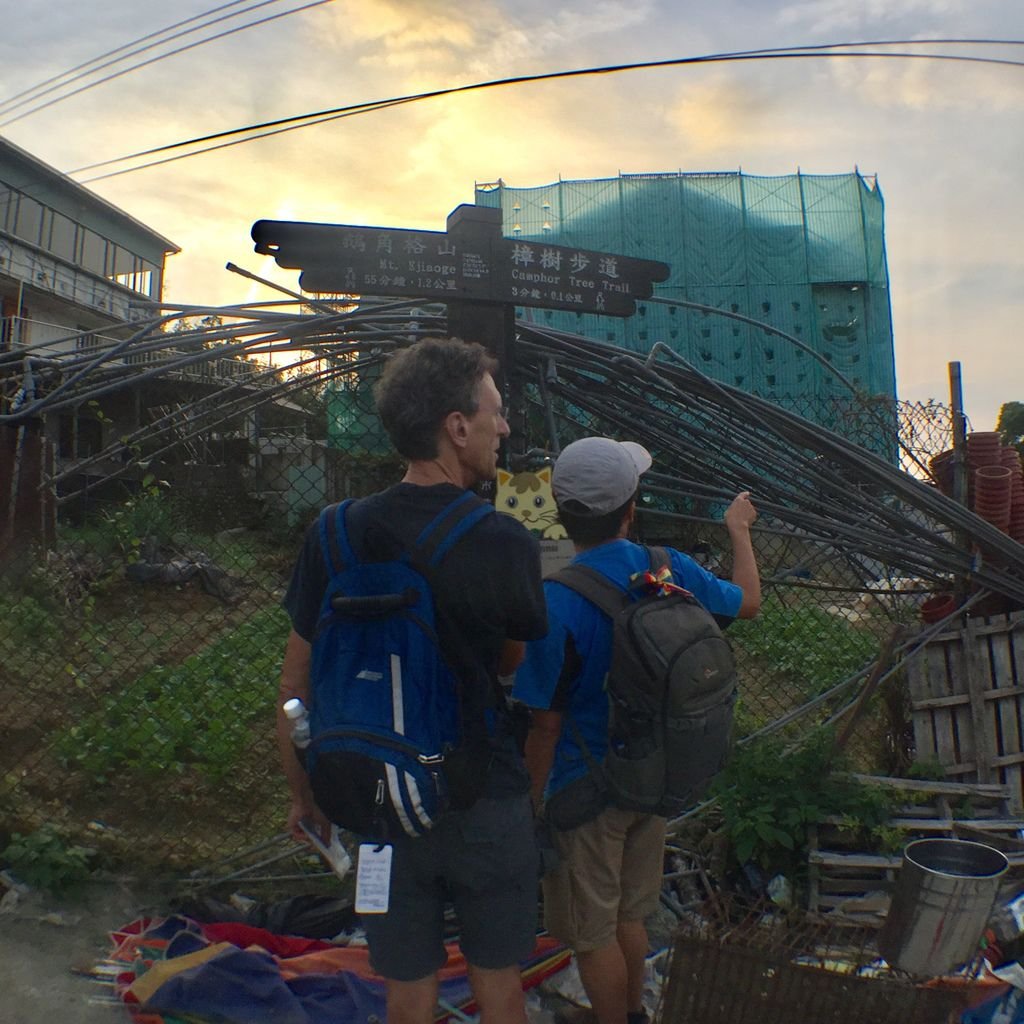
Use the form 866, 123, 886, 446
514, 436, 761, 1024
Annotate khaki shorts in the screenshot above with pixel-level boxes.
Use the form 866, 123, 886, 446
542, 805, 665, 952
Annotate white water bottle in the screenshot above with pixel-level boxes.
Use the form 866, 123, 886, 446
283, 698, 311, 749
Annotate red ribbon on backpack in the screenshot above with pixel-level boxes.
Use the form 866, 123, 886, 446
630, 565, 693, 598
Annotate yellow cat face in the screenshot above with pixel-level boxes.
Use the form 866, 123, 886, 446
495, 467, 567, 539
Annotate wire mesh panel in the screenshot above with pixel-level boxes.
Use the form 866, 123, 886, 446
661, 906, 974, 1024
0, 348, 398, 876
1, 304, 1018, 881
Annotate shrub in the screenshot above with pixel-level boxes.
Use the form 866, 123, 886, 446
2, 824, 95, 893
713, 730, 894, 875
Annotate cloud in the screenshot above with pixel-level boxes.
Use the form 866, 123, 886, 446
775, 0, 968, 36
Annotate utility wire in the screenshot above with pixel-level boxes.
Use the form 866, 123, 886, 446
0, 0, 333, 129
67, 39, 1024, 181
0, 0, 276, 116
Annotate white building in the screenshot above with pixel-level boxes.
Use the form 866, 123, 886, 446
0, 135, 178, 359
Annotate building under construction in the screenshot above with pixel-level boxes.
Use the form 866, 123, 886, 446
475, 171, 896, 409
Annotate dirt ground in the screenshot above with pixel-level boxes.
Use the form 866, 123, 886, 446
0, 875, 171, 1024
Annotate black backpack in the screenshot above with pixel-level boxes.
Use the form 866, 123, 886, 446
551, 546, 738, 816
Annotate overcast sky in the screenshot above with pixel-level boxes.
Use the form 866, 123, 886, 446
1, 0, 1021, 429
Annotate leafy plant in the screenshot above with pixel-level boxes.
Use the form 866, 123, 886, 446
2, 594, 59, 642
713, 730, 895, 873
997, 401, 1024, 454
56, 607, 289, 785
100, 475, 177, 561
2, 824, 95, 893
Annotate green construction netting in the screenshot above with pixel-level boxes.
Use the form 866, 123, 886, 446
475, 172, 896, 405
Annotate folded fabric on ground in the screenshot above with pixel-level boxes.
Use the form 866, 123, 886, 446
110, 915, 570, 1024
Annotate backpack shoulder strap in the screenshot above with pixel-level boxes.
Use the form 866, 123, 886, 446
318, 499, 357, 576
413, 490, 494, 568
647, 545, 670, 573
551, 563, 629, 620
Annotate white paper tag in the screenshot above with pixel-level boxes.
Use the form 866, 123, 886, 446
355, 843, 393, 914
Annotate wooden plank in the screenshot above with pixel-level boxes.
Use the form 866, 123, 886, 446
922, 617, 1024, 641
847, 773, 1011, 799
809, 851, 900, 869
954, 822, 1024, 851
819, 815, 1024, 832
963, 618, 995, 783
948, 632, 977, 782
806, 824, 820, 916
817, 893, 892, 912
907, 639, 937, 762
990, 751, 1024, 769
811, 848, 1024, 869
817, 878, 896, 894
927, 637, 958, 769
991, 617, 1024, 812
912, 684, 1024, 711
938, 752, 1024, 772
1012, 616, 1024, 813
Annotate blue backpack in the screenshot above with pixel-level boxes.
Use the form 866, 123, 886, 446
303, 491, 495, 840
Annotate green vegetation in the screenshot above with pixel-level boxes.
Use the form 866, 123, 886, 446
55, 606, 289, 785
2, 824, 95, 894
713, 731, 895, 873
730, 593, 881, 695
997, 401, 1024, 454
99, 475, 179, 561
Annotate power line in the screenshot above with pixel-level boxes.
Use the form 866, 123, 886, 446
68, 39, 1024, 182
0, 0, 266, 115
0, 0, 334, 129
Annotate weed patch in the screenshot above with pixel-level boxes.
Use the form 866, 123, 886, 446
56, 607, 289, 785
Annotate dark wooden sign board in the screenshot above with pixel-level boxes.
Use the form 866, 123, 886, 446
252, 204, 669, 318
252, 205, 670, 453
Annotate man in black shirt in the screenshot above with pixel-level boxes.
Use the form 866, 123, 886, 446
278, 337, 547, 1024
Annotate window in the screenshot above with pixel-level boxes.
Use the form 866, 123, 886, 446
0, 188, 14, 232
49, 212, 77, 262
80, 230, 107, 276
14, 195, 44, 245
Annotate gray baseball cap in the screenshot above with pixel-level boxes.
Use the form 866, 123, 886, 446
552, 437, 653, 516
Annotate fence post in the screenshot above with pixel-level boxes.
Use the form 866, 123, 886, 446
949, 362, 970, 604
445, 205, 520, 461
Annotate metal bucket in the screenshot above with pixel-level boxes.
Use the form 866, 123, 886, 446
878, 838, 1009, 976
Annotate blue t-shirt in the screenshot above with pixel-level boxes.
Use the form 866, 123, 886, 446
512, 539, 742, 798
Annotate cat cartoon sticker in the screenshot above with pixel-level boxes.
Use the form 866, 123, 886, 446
495, 467, 567, 540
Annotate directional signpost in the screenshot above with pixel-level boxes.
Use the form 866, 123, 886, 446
252, 204, 670, 464
252, 204, 669, 319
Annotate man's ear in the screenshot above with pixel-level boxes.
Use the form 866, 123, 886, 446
622, 500, 637, 536
444, 409, 469, 450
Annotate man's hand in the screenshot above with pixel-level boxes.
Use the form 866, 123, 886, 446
724, 491, 761, 618
724, 491, 758, 532
288, 797, 332, 844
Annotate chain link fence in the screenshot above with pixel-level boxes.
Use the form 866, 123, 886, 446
0, 383, 952, 877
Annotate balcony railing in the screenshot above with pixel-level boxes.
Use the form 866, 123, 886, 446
1, 317, 261, 384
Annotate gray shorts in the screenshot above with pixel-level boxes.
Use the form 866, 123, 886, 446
361, 794, 540, 981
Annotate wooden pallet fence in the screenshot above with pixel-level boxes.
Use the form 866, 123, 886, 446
907, 611, 1024, 811
807, 775, 1024, 924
